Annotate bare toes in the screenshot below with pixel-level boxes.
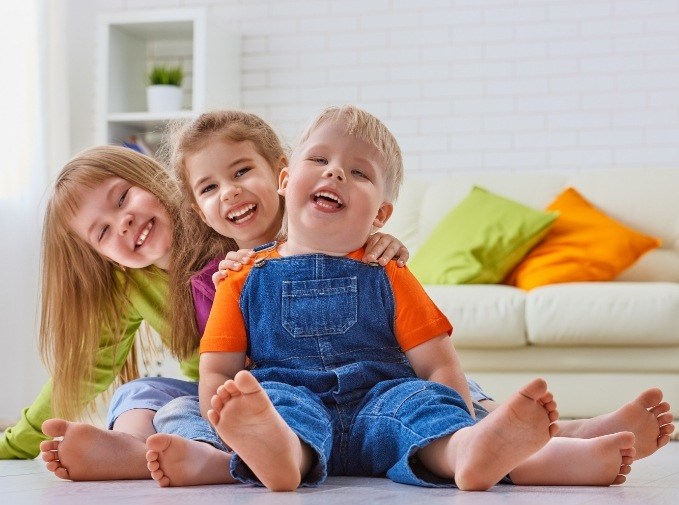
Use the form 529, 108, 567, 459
657, 435, 671, 450
659, 423, 674, 435
45, 461, 60, 472
54, 467, 70, 480
211, 392, 228, 412
613, 474, 626, 485
40, 440, 59, 452
233, 370, 264, 394
41, 451, 58, 462
540, 392, 554, 407
658, 413, 674, 426
650, 402, 671, 416
224, 380, 241, 396
548, 409, 559, 423
207, 408, 220, 427
637, 388, 663, 408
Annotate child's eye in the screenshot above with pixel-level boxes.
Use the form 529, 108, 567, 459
351, 169, 369, 179
201, 183, 217, 194
234, 167, 252, 178
118, 188, 129, 207
98, 225, 109, 242
310, 157, 327, 165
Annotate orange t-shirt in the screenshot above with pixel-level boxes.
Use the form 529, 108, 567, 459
200, 246, 452, 354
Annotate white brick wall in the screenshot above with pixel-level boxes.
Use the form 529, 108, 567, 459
81, 0, 679, 178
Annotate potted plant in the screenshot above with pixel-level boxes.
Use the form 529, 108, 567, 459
146, 64, 184, 113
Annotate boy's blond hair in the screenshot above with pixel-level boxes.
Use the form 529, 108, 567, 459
161, 110, 288, 349
293, 105, 404, 202
40, 146, 180, 419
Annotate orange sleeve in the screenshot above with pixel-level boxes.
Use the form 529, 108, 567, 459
386, 262, 453, 351
199, 267, 249, 354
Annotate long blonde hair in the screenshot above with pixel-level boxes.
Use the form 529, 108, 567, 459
39, 146, 180, 419
162, 110, 287, 352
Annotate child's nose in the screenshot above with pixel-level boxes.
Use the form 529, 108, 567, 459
118, 214, 133, 235
323, 166, 345, 182
221, 185, 242, 201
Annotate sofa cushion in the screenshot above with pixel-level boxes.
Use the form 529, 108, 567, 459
410, 186, 557, 284
526, 282, 679, 346
424, 284, 527, 348
506, 187, 661, 290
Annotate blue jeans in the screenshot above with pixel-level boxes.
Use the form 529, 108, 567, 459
153, 395, 228, 451
150, 375, 492, 464
227, 378, 476, 488
111, 378, 228, 452
106, 377, 198, 429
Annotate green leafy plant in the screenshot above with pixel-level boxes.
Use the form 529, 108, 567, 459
148, 64, 183, 86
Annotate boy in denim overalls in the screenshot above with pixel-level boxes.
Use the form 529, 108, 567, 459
198, 105, 632, 491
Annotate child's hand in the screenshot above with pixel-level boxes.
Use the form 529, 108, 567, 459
362, 233, 409, 267
211, 249, 256, 288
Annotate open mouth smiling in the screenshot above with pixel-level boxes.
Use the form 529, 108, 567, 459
313, 191, 344, 209
227, 203, 257, 224
135, 219, 153, 249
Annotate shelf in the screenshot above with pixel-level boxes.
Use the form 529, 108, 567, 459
108, 110, 197, 127
96, 7, 240, 146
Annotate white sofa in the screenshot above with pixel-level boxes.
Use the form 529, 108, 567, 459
383, 168, 679, 421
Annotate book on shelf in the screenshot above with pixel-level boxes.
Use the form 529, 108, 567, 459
122, 135, 156, 158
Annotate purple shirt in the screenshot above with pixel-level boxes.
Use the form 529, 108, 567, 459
191, 257, 220, 335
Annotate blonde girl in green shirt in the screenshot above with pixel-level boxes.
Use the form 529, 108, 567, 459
0, 146, 232, 474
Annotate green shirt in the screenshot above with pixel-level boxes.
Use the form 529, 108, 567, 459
0, 268, 199, 459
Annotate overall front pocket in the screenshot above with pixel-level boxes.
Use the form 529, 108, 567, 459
282, 277, 358, 337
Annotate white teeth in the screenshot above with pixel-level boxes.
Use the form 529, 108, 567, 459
227, 203, 256, 223
314, 191, 343, 206
136, 221, 153, 246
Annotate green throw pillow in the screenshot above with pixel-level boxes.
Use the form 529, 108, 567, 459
410, 186, 558, 284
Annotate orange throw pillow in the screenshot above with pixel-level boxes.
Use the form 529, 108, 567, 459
505, 187, 661, 290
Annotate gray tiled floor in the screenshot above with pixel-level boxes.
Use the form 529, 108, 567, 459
2, 442, 678, 505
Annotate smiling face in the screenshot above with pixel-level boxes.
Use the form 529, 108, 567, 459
278, 120, 393, 256
186, 139, 283, 249
69, 177, 173, 270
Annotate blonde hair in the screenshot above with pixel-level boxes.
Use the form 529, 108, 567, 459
40, 146, 179, 420
293, 104, 404, 202
162, 109, 287, 352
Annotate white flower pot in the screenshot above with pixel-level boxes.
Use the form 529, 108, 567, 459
146, 85, 183, 113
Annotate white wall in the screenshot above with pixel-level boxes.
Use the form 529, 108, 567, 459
70, 0, 679, 178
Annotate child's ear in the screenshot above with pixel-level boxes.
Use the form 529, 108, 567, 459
278, 167, 289, 196
191, 203, 208, 225
372, 202, 393, 229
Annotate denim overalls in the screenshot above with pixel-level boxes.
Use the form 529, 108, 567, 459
223, 247, 477, 487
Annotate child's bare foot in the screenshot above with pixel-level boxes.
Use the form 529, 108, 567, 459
510, 431, 636, 486
207, 370, 311, 491
436, 378, 558, 491
40, 419, 150, 480
145, 433, 235, 487
556, 389, 674, 459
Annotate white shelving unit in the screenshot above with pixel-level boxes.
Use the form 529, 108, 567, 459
96, 8, 240, 148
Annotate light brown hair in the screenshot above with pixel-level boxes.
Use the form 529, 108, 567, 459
162, 109, 287, 351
